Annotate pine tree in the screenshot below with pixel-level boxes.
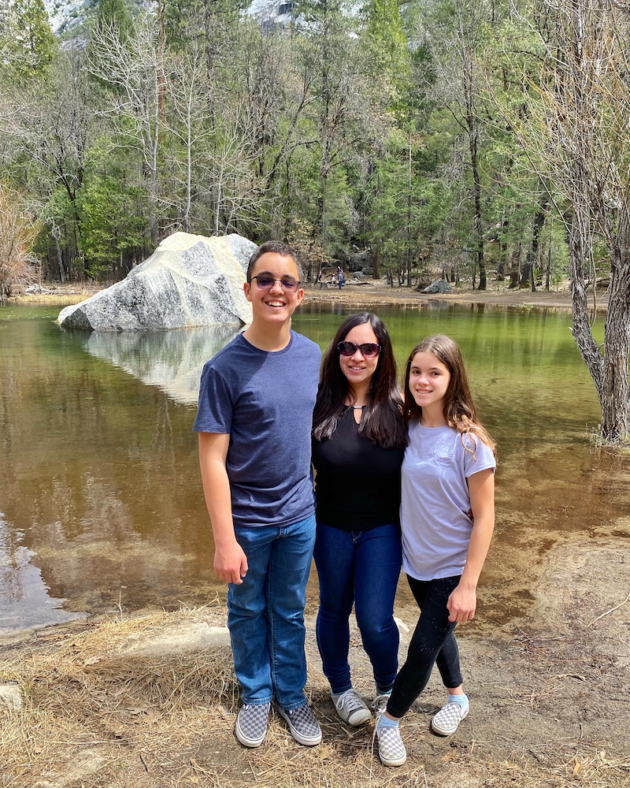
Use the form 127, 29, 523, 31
1, 0, 57, 82
94, 0, 134, 39
364, 0, 410, 104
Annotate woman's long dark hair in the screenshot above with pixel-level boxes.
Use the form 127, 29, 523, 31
313, 313, 407, 449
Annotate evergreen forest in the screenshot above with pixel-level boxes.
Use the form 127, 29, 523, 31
0, 0, 627, 295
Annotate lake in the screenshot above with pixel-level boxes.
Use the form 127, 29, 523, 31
1, 300, 628, 636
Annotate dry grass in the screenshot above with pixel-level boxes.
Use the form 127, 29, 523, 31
0, 183, 40, 302
10, 282, 104, 306
2, 604, 629, 788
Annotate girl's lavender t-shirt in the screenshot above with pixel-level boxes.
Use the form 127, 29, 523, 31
193, 331, 321, 528
401, 421, 496, 581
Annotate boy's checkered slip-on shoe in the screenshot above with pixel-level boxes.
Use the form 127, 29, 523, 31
430, 701, 469, 736
235, 702, 270, 747
276, 703, 322, 746
376, 724, 407, 767
332, 688, 372, 726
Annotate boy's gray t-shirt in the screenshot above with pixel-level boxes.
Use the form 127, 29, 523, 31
401, 421, 496, 581
193, 331, 321, 528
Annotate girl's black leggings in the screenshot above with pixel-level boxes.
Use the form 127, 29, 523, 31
386, 574, 463, 719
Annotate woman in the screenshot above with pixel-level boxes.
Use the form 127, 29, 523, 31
312, 313, 407, 726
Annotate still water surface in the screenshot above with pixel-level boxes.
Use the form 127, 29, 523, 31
1, 301, 628, 636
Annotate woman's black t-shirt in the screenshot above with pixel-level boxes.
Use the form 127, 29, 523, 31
312, 406, 405, 531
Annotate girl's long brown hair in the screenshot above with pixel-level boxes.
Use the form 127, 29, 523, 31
404, 334, 496, 455
313, 313, 407, 449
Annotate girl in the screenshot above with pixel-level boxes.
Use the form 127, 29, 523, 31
375, 334, 496, 767
312, 313, 407, 727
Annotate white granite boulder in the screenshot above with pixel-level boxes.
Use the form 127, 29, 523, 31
422, 279, 452, 294
58, 233, 256, 331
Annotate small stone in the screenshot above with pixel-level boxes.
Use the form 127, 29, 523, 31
0, 682, 22, 710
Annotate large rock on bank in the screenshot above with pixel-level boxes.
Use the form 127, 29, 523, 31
58, 233, 256, 331
422, 279, 452, 294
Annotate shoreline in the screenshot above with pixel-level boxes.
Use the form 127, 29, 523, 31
8, 280, 608, 313
304, 282, 607, 312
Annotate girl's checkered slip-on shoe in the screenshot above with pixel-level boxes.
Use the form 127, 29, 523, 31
235, 702, 270, 747
276, 703, 322, 746
430, 701, 469, 736
376, 723, 407, 767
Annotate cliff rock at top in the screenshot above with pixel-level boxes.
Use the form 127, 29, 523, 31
44, 0, 291, 36
57, 232, 256, 331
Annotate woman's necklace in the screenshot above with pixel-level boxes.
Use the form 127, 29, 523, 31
352, 405, 365, 409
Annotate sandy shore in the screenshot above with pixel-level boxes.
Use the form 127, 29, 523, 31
10, 279, 608, 313
304, 281, 607, 313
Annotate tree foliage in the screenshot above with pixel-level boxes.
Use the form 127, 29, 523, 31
0, 0, 578, 291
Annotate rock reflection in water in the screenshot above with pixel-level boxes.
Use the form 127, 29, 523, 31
84, 326, 240, 404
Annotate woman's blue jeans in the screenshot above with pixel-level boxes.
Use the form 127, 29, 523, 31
228, 514, 316, 710
313, 522, 402, 694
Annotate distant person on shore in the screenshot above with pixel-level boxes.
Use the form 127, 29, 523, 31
375, 334, 496, 768
337, 266, 345, 290
311, 313, 407, 728
194, 241, 322, 749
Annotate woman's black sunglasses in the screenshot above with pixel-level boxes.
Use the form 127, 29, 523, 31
337, 341, 381, 358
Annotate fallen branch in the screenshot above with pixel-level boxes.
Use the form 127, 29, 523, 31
587, 589, 630, 627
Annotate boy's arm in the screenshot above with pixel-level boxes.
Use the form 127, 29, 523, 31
198, 431, 248, 585
447, 468, 495, 623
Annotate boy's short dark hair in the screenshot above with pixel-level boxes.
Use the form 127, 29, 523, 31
246, 241, 304, 283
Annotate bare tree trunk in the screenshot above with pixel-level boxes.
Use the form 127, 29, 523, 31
469, 130, 485, 289
496, 227, 507, 280
317, 12, 332, 281
568, 199, 604, 396
204, 0, 216, 122
601, 206, 630, 440
406, 138, 413, 287
459, 9, 485, 291
508, 242, 521, 289
373, 170, 381, 279
373, 240, 381, 279
545, 240, 551, 291
157, 0, 166, 121
55, 236, 66, 283
521, 195, 548, 290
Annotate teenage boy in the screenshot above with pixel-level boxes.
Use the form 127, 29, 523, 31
194, 241, 322, 748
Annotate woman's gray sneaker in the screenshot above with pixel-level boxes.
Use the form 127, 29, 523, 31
371, 693, 391, 716
235, 702, 271, 747
277, 703, 322, 746
332, 688, 372, 726
430, 701, 469, 736
376, 724, 407, 767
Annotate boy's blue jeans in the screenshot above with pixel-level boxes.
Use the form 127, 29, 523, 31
228, 513, 316, 710
313, 522, 402, 694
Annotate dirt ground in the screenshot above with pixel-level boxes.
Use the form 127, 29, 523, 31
1, 536, 629, 788
304, 279, 606, 313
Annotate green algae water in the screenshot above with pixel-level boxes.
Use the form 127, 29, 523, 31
0, 300, 627, 635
